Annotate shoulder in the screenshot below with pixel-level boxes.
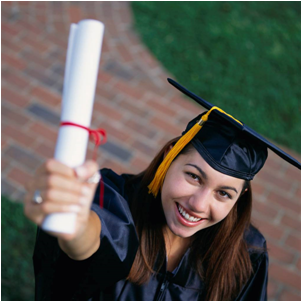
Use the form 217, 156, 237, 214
244, 224, 269, 267
100, 168, 141, 202
244, 224, 267, 249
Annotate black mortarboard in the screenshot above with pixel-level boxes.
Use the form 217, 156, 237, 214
148, 78, 301, 197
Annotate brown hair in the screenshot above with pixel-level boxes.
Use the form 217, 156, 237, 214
127, 137, 253, 301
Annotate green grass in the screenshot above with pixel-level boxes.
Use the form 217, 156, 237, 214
1, 196, 36, 301
132, 1, 301, 153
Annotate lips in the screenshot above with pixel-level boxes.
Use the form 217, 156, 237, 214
175, 202, 207, 227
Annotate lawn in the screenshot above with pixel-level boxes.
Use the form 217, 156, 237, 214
1, 196, 36, 301
132, 1, 301, 153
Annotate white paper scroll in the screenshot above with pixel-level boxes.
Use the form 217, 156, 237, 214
42, 20, 104, 234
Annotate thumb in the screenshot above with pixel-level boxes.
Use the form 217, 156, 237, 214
74, 160, 100, 182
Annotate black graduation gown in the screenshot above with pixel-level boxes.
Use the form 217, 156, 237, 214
33, 169, 268, 301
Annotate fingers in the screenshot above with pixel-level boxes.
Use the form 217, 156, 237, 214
74, 160, 99, 182
38, 158, 76, 179
36, 174, 89, 197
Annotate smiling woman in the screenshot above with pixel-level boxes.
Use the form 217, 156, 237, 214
29, 79, 300, 301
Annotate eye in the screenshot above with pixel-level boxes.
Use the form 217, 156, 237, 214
218, 190, 232, 199
186, 172, 201, 182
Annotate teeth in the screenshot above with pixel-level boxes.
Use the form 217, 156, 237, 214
178, 204, 202, 222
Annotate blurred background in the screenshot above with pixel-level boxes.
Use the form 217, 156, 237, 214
1, 1, 300, 300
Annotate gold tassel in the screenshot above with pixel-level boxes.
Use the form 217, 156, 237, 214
147, 106, 241, 198
148, 118, 204, 197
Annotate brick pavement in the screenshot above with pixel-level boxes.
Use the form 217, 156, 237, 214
1, 2, 301, 300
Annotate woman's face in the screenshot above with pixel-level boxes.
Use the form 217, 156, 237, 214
161, 148, 246, 239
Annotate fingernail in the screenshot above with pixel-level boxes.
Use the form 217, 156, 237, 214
82, 186, 90, 196
75, 166, 86, 179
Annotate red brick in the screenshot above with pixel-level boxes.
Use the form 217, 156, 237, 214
286, 234, 301, 252
2, 87, 30, 107
267, 241, 295, 264
171, 95, 200, 114
132, 140, 157, 157
257, 169, 292, 192
1, 136, 8, 152
15, 19, 44, 36
97, 71, 113, 84
252, 201, 278, 219
2, 125, 36, 147
30, 86, 61, 106
125, 119, 157, 139
265, 155, 284, 172
2, 52, 27, 70
146, 97, 178, 118
53, 20, 69, 34
114, 80, 145, 100
251, 181, 266, 196
138, 49, 160, 70
7, 167, 33, 188
28, 122, 58, 143
267, 280, 279, 300
116, 43, 133, 63
150, 117, 182, 137
270, 263, 301, 290
268, 191, 301, 213
130, 155, 150, 172
16, 1, 31, 6
68, 5, 82, 23
279, 288, 301, 301
296, 257, 301, 271
285, 165, 301, 182
252, 218, 285, 241
281, 213, 301, 230
2, 105, 30, 126
1, 157, 11, 174
1, 23, 21, 36
93, 102, 123, 121
20, 49, 49, 68
1, 36, 24, 53
101, 122, 132, 142
34, 142, 55, 159
2, 70, 32, 91
295, 186, 301, 199
119, 100, 149, 118
20, 35, 51, 53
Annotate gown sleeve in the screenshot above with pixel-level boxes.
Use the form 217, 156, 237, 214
33, 168, 139, 301
236, 225, 269, 301
235, 251, 269, 301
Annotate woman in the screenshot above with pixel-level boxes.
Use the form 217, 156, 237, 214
25, 79, 300, 301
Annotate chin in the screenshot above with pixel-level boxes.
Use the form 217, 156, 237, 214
167, 220, 196, 238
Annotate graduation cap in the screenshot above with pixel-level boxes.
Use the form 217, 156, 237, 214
148, 78, 301, 197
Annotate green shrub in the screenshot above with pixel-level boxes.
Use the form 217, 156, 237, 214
132, 1, 301, 152
1, 196, 36, 301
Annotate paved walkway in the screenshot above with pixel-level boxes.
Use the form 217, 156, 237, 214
2, 2, 301, 300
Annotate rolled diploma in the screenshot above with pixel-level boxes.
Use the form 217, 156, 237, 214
42, 20, 104, 234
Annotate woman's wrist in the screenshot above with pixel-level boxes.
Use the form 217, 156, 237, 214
58, 210, 101, 260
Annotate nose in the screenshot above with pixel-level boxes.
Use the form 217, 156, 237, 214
188, 187, 211, 214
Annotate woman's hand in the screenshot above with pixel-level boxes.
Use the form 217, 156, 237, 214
24, 158, 100, 242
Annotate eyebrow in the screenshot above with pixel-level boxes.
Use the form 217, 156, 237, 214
185, 164, 238, 194
185, 164, 208, 180
218, 186, 238, 194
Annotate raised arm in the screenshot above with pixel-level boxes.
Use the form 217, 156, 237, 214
24, 159, 101, 260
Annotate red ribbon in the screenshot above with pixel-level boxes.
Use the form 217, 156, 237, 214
60, 121, 107, 207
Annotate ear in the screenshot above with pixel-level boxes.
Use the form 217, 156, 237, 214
163, 144, 174, 159
241, 188, 248, 196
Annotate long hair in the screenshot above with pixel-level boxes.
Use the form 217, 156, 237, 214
127, 137, 253, 301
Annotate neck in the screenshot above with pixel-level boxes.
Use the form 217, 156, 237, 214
163, 225, 191, 255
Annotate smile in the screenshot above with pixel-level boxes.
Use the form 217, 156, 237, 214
177, 203, 202, 222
